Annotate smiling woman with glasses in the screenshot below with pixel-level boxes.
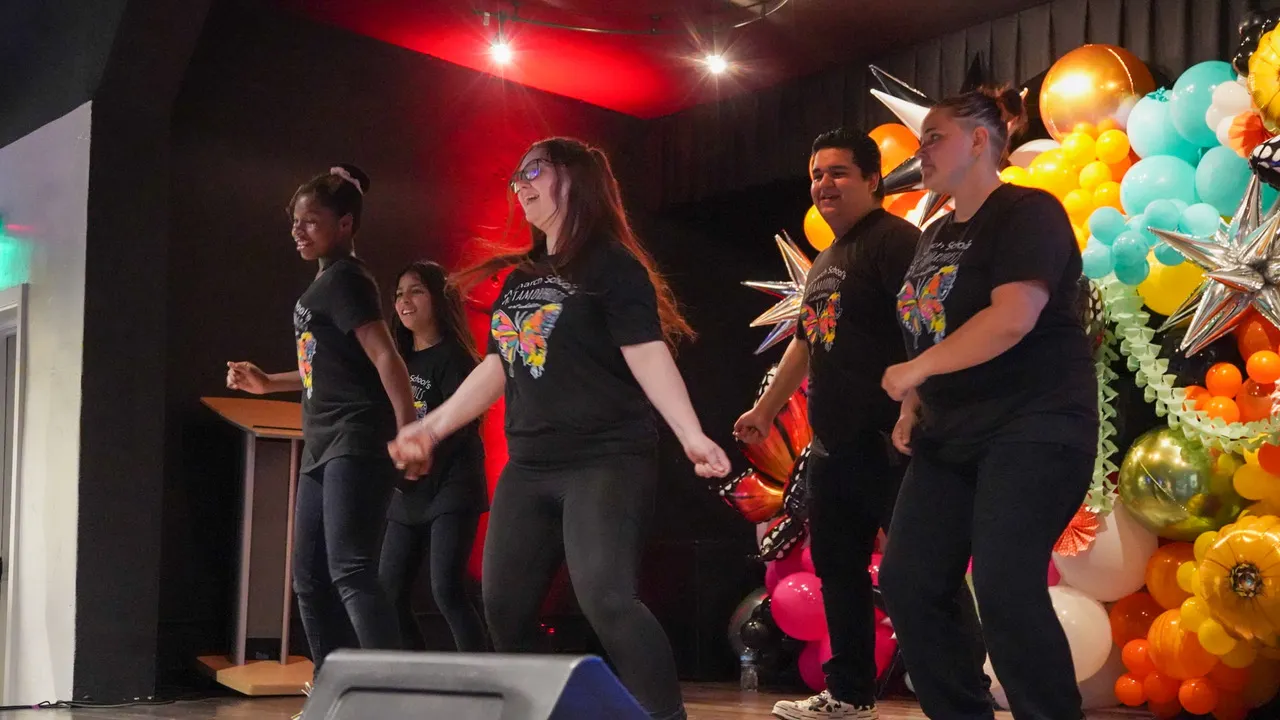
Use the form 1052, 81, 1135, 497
387, 137, 730, 720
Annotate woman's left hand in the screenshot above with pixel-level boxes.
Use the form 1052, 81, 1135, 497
882, 360, 930, 401
682, 434, 732, 478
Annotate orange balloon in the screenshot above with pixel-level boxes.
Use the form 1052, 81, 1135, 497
1097, 117, 1121, 133
1178, 677, 1220, 716
1236, 380, 1275, 423
1184, 385, 1212, 412
1259, 443, 1280, 475
1147, 609, 1219, 680
1112, 594, 1165, 648
1248, 350, 1280, 384
1122, 638, 1159, 678
1073, 121, 1099, 138
1146, 543, 1196, 610
1115, 673, 1147, 706
869, 124, 919, 177
804, 205, 835, 251
1207, 363, 1245, 398
1209, 662, 1251, 693
1244, 657, 1280, 707
1206, 396, 1241, 424
885, 190, 923, 218
1107, 152, 1135, 181
1234, 310, 1280, 360
1144, 671, 1182, 703
1039, 44, 1156, 141
1093, 180, 1123, 210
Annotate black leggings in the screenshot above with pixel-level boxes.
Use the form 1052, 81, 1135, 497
292, 455, 402, 674
379, 513, 487, 652
482, 452, 684, 720
879, 441, 1093, 720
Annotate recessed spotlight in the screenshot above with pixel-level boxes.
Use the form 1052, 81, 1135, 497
491, 41, 513, 65
704, 54, 728, 74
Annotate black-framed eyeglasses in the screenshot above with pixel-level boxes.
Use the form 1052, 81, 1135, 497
509, 159, 557, 193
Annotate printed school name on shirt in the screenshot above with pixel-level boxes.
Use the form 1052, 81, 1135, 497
294, 302, 316, 399
491, 275, 572, 379
897, 235, 968, 349
410, 374, 432, 419
802, 267, 843, 351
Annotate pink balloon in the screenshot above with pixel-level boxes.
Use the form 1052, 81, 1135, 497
1047, 559, 1061, 587
772, 572, 827, 641
774, 546, 808, 579
801, 545, 816, 574
868, 552, 883, 586
764, 562, 780, 593
874, 623, 897, 678
798, 638, 828, 691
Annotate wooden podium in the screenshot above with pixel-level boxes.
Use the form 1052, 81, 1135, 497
197, 397, 314, 695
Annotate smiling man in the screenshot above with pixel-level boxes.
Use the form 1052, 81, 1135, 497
735, 129, 951, 720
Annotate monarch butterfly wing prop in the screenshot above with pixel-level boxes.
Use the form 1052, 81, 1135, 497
517, 303, 563, 377
717, 470, 786, 523
781, 446, 812, 522
758, 514, 807, 562
490, 310, 520, 369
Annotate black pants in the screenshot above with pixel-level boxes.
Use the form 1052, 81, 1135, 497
482, 452, 684, 720
293, 455, 401, 674
808, 434, 985, 706
880, 442, 1092, 720
379, 513, 488, 652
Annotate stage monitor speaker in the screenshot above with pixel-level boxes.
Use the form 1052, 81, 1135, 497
300, 650, 650, 720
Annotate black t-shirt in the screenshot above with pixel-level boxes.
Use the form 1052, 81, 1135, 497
294, 255, 396, 471
897, 184, 1098, 457
387, 339, 487, 524
487, 241, 663, 465
801, 209, 920, 450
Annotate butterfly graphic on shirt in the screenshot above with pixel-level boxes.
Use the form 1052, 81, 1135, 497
296, 331, 316, 398
800, 292, 842, 350
491, 303, 564, 378
897, 265, 959, 346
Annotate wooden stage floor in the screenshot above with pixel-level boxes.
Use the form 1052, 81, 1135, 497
0, 684, 1153, 719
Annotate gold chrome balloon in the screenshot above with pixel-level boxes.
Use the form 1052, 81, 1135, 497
1118, 427, 1248, 541
1040, 44, 1156, 141
1250, 27, 1280, 134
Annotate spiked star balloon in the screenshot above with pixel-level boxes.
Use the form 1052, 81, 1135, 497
1151, 175, 1280, 355
743, 231, 812, 354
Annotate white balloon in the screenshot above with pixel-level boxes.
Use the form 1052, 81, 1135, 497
1213, 81, 1253, 117
1009, 139, 1062, 168
1052, 505, 1157, 602
1078, 643, 1126, 710
1218, 115, 1238, 152
1051, 585, 1112, 680
1207, 105, 1228, 134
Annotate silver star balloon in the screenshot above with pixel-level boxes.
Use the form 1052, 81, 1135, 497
743, 231, 812, 354
1151, 175, 1280, 356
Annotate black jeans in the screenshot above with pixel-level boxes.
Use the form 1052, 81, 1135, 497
880, 441, 1093, 720
482, 452, 684, 720
379, 513, 488, 652
293, 455, 401, 674
808, 434, 985, 706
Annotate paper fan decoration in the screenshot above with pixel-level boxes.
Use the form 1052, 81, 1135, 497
1053, 505, 1101, 557
1229, 111, 1274, 158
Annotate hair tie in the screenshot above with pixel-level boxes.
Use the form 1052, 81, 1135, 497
329, 166, 364, 195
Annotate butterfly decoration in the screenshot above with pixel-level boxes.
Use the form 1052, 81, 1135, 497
717, 364, 814, 561
898, 265, 958, 345
491, 303, 563, 378
801, 292, 841, 350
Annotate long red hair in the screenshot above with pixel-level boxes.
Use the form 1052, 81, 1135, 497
458, 137, 694, 346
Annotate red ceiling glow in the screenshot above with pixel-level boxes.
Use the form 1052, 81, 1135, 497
271, 1, 1059, 118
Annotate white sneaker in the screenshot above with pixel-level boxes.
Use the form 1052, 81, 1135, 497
772, 690, 878, 720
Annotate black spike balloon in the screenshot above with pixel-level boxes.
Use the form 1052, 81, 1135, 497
1234, 9, 1280, 77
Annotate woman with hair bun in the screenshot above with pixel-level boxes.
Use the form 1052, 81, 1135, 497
877, 87, 1098, 720
226, 164, 416, 688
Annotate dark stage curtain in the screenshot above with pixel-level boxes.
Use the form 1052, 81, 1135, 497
647, 0, 1280, 207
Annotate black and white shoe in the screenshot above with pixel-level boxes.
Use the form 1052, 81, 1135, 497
771, 690, 878, 720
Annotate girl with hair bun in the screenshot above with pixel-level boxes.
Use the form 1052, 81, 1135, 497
226, 164, 416, 692
877, 87, 1098, 720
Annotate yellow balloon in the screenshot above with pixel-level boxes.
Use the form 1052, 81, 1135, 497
1096, 129, 1132, 164
1177, 561, 1199, 593
1072, 224, 1089, 250
999, 166, 1029, 185
1079, 161, 1113, 190
1093, 181, 1123, 211
1194, 530, 1219, 564
803, 205, 834, 251
1199, 618, 1240, 656
1137, 260, 1206, 316
1063, 188, 1095, 224
1181, 595, 1213, 634
1062, 132, 1097, 168
1234, 462, 1276, 501
1222, 638, 1259, 668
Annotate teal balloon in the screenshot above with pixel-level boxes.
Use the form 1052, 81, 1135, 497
1154, 242, 1185, 266
1120, 155, 1198, 215
1114, 258, 1150, 286
1127, 90, 1202, 163
1112, 231, 1148, 266
1144, 199, 1182, 231
1179, 202, 1223, 236
1170, 61, 1235, 147
1082, 242, 1114, 279
1126, 213, 1158, 247
1088, 206, 1127, 245
1195, 145, 1252, 216
1171, 199, 1189, 212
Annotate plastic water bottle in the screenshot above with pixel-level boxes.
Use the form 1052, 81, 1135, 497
739, 650, 759, 692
